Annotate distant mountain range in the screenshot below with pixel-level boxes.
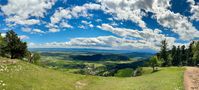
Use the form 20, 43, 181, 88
29, 48, 156, 54
29, 48, 155, 59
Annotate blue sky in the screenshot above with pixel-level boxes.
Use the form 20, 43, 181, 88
0, 0, 199, 52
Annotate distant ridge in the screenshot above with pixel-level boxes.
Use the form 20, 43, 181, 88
28, 48, 157, 54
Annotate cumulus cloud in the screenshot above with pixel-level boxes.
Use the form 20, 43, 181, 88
78, 25, 86, 29
22, 27, 32, 33
187, 0, 199, 21
50, 3, 101, 24
49, 28, 60, 33
96, 19, 102, 22
32, 29, 45, 34
98, 0, 199, 40
60, 22, 73, 28
98, 24, 177, 50
81, 20, 94, 28
22, 27, 45, 34
98, 0, 151, 28
49, 3, 101, 30
28, 36, 160, 50
1, 0, 56, 25
152, 0, 199, 40
5, 16, 40, 25
1, 0, 198, 51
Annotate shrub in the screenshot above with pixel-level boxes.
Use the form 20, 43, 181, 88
114, 68, 134, 77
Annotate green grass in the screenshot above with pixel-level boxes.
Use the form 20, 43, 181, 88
0, 58, 185, 90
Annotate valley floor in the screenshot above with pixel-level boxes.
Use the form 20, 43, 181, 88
0, 58, 184, 90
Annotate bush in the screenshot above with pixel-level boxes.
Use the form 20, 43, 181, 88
114, 68, 134, 77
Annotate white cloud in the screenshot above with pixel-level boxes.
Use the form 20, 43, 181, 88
107, 18, 113, 21
28, 36, 159, 50
50, 3, 101, 24
22, 28, 45, 34
98, 24, 177, 50
98, 0, 151, 28
89, 24, 94, 28
19, 35, 29, 39
60, 22, 73, 28
22, 27, 32, 33
81, 20, 94, 28
98, 0, 199, 40
1, 0, 56, 25
5, 16, 40, 25
49, 3, 101, 30
82, 20, 90, 25
32, 29, 45, 34
49, 28, 60, 33
78, 25, 86, 29
96, 19, 102, 22
50, 8, 72, 24
188, 0, 199, 21
152, 0, 199, 40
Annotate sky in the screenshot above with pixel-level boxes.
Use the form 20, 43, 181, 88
0, 0, 199, 52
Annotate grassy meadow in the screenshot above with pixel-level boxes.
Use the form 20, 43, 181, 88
0, 57, 184, 90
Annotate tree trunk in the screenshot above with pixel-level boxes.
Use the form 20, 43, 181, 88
152, 66, 155, 72
11, 51, 14, 59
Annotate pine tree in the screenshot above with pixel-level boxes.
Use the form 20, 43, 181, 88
187, 41, 194, 66
192, 41, 199, 66
176, 46, 181, 66
4, 30, 27, 59
160, 40, 169, 66
181, 45, 187, 65
171, 45, 177, 66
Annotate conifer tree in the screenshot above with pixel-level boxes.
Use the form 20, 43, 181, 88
4, 30, 27, 59
187, 41, 194, 66
193, 41, 199, 66
171, 45, 177, 66
181, 45, 187, 65
160, 40, 169, 66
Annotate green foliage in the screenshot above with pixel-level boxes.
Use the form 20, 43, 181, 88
187, 42, 194, 65
114, 68, 134, 77
133, 67, 143, 76
149, 56, 162, 71
32, 53, 41, 64
0, 33, 7, 57
181, 45, 187, 65
160, 39, 169, 66
2, 30, 28, 59
157, 40, 199, 66
171, 45, 178, 66
192, 41, 199, 65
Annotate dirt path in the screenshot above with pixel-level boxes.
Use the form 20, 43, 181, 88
184, 67, 199, 90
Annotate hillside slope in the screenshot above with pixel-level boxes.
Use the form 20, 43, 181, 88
0, 58, 184, 90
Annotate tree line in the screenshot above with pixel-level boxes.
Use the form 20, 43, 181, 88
149, 39, 199, 71
0, 30, 40, 64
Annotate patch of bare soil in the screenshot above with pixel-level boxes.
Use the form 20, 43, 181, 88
184, 67, 199, 90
